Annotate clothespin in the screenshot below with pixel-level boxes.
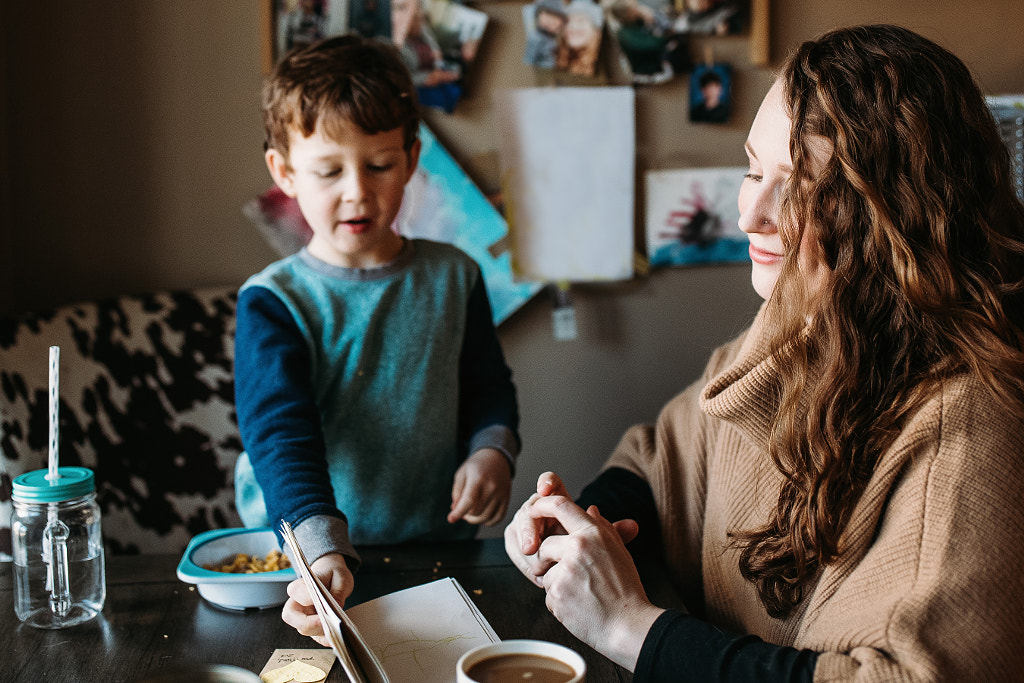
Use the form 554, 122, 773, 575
551, 281, 578, 341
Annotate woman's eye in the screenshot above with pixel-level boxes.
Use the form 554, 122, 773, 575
744, 172, 763, 182
368, 163, 394, 172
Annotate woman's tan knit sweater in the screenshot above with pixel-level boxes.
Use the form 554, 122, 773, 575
605, 313, 1024, 682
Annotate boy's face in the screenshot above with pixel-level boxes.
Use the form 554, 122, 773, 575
266, 119, 420, 268
702, 80, 723, 106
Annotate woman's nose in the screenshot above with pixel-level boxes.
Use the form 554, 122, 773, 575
738, 188, 778, 234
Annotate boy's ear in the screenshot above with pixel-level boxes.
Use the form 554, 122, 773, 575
265, 148, 298, 197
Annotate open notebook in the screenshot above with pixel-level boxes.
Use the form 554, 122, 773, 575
280, 522, 500, 683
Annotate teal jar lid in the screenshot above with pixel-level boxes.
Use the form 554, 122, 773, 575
12, 466, 96, 502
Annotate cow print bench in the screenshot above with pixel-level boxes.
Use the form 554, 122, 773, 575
0, 287, 243, 559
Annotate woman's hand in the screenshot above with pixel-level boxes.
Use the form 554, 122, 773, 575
504, 472, 574, 586
449, 448, 512, 526
529, 495, 663, 671
281, 552, 354, 647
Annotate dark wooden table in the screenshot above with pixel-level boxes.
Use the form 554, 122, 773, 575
2, 538, 680, 682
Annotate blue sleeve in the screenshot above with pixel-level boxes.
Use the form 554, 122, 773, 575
235, 286, 347, 532
635, 610, 818, 683
458, 274, 521, 462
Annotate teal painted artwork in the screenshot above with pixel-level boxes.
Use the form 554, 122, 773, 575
645, 166, 751, 268
397, 125, 542, 323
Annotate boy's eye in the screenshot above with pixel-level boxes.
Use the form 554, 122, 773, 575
367, 163, 394, 172
316, 168, 341, 179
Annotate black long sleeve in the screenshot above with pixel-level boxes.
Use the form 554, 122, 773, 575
636, 610, 817, 683
576, 467, 818, 682
576, 466, 663, 559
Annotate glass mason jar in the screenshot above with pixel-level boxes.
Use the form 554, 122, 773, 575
11, 466, 106, 628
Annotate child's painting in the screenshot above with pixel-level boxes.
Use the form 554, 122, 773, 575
645, 167, 749, 267
522, 0, 604, 77
243, 124, 541, 324
271, 0, 488, 113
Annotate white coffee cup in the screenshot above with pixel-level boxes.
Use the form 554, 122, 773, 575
457, 639, 586, 683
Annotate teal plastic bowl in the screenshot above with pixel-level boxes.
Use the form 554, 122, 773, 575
176, 527, 297, 610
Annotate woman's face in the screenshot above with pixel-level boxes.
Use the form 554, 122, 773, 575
391, 0, 421, 42
738, 79, 827, 300
564, 12, 597, 49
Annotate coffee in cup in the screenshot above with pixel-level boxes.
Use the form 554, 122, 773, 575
457, 639, 586, 683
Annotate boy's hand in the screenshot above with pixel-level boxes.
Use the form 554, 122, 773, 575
448, 448, 512, 526
281, 552, 354, 647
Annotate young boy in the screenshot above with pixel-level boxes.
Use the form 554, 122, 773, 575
233, 34, 520, 641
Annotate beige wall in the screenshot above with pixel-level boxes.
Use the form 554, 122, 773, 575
0, 0, 11, 315
2, 1, 1022, 533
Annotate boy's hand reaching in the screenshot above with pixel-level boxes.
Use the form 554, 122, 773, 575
281, 552, 354, 647
448, 448, 512, 526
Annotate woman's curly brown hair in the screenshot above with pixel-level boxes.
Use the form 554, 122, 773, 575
729, 24, 1024, 619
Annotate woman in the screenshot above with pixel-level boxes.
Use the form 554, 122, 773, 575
506, 24, 1024, 682
555, 0, 603, 76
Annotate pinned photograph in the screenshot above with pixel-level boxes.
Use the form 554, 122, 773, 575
427, 0, 489, 71
390, 0, 487, 112
523, 0, 603, 77
602, 0, 747, 84
645, 167, 749, 267
674, 0, 743, 36
271, 0, 488, 113
689, 62, 731, 123
603, 0, 689, 85
276, 0, 332, 54
556, 1, 604, 76
523, 0, 569, 70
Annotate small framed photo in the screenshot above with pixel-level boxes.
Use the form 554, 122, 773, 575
689, 62, 732, 123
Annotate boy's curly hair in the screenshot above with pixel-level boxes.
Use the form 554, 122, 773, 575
262, 34, 420, 160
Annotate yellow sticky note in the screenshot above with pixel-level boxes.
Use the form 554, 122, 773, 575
261, 660, 326, 683
259, 649, 333, 683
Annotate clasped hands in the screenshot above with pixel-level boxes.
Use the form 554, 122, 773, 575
503, 471, 665, 671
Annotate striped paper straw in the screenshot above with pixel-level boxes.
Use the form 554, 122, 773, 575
47, 345, 60, 481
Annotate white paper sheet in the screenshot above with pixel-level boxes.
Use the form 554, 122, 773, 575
496, 87, 636, 282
